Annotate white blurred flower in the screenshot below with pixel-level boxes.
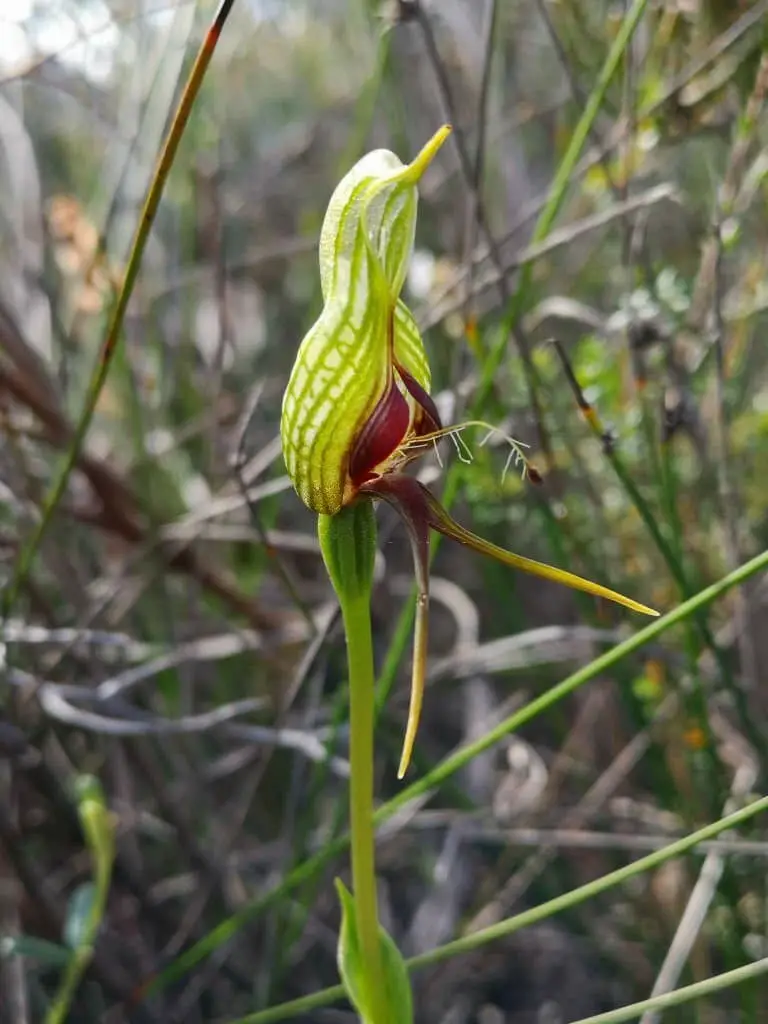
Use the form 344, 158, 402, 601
407, 248, 436, 301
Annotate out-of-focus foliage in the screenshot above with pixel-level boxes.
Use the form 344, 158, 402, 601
2, 2, 768, 1022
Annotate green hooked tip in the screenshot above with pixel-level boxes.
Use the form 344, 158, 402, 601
402, 123, 452, 183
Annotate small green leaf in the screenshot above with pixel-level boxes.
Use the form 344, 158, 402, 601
0, 934, 72, 967
64, 882, 96, 951
335, 879, 413, 1024
335, 879, 370, 1021
379, 918, 413, 1024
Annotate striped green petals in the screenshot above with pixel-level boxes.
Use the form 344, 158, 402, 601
281, 126, 451, 515
281, 298, 389, 514
393, 299, 430, 393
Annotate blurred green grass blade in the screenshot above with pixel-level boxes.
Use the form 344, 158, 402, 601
556, 344, 759, 755
0, 0, 238, 627
408, 795, 768, 967
483, 0, 651, 395
375, 547, 767, 820
567, 958, 768, 1024
220, 794, 768, 1022
142, 543, 768, 998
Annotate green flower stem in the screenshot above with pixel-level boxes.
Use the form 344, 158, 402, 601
318, 503, 388, 1024
342, 588, 387, 1024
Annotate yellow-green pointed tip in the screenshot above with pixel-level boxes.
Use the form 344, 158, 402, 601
628, 600, 660, 617
397, 592, 430, 780
592, 583, 659, 618
404, 123, 452, 183
418, 481, 661, 620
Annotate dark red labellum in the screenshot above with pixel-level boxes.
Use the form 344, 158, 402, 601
396, 363, 442, 435
349, 380, 411, 486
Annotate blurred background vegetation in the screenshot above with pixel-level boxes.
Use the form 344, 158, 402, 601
2, 1, 768, 1021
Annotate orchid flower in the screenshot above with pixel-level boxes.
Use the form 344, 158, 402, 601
281, 124, 658, 780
